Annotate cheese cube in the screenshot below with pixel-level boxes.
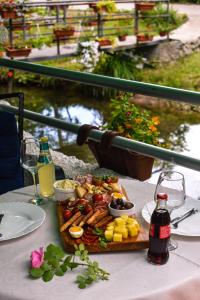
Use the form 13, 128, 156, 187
113, 233, 122, 242
107, 222, 115, 227
114, 226, 126, 234
104, 230, 113, 241
127, 225, 139, 237
115, 218, 126, 226
120, 215, 129, 221
107, 225, 114, 231
121, 227, 128, 239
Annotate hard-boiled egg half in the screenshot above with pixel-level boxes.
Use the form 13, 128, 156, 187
69, 226, 84, 238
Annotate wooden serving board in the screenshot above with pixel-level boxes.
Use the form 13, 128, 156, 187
57, 185, 149, 253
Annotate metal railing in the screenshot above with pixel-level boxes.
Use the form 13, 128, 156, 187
0, 57, 200, 172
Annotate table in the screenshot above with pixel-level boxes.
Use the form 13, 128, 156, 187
1, 179, 200, 300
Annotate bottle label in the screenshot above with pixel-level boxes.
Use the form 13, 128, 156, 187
149, 224, 155, 237
159, 225, 170, 239
149, 224, 170, 239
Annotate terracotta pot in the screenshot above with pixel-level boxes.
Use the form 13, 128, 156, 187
84, 20, 97, 26
118, 35, 127, 41
137, 34, 153, 42
0, 51, 4, 57
5, 47, 32, 58
53, 28, 75, 38
159, 31, 167, 37
135, 3, 155, 11
0, 10, 17, 19
12, 22, 31, 31
98, 39, 112, 46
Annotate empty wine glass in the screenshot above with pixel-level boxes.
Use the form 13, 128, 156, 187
21, 138, 43, 205
154, 170, 186, 250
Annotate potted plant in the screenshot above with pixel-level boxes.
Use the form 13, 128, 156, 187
136, 33, 153, 43
83, 93, 160, 180
12, 21, 31, 31
157, 24, 173, 37
5, 40, 32, 58
135, 2, 155, 12
53, 23, 75, 39
118, 28, 129, 41
89, 0, 117, 14
96, 36, 116, 47
0, 0, 18, 19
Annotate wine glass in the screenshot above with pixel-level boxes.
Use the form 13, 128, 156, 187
21, 138, 43, 205
154, 170, 186, 251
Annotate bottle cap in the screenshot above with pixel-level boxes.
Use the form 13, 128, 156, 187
40, 136, 48, 143
157, 193, 168, 200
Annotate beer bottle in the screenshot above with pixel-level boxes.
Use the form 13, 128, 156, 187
147, 192, 170, 265
38, 136, 55, 198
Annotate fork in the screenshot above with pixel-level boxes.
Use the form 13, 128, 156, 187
171, 208, 198, 229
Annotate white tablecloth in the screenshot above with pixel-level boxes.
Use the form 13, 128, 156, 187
1, 179, 200, 300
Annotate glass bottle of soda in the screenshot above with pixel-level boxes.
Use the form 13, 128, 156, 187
147, 192, 170, 265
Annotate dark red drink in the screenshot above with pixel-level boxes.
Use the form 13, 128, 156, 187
147, 193, 170, 265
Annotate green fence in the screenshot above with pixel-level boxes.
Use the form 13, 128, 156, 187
0, 58, 200, 172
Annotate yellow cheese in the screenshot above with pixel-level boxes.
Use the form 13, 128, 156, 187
104, 230, 113, 241
121, 227, 128, 239
120, 215, 129, 221
113, 233, 122, 242
127, 225, 139, 237
107, 225, 114, 231
115, 217, 126, 227
114, 225, 126, 234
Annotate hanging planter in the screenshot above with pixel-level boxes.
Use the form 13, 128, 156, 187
76, 125, 154, 181
135, 2, 155, 12
98, 39, 112, 46
0, 10, 17, 19
84, 20, 97, 26
137, 33, 153, 43
5, 47, 31, 58
53, 27, 75, 39
12, 22, 31, 31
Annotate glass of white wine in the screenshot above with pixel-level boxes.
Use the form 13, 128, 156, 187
154, 170, 186, 250
21, 138, 43, 205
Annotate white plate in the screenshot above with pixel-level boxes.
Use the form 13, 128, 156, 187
0, 202, 46, 241
142, 197, 200, 236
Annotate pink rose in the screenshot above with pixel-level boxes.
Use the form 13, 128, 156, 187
30, 247, 44, 268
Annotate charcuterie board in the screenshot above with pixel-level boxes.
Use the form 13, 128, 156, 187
56, 175, 149, 253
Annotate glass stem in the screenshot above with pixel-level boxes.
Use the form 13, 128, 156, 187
32, 172, 39, 199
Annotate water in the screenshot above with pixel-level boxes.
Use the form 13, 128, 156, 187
1, 84, 200, 197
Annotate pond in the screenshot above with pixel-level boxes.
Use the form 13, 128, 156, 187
1, 83, 200, 198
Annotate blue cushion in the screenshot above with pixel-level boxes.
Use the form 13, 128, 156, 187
0, 111, 24, 194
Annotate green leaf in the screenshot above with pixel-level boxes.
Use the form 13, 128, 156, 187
48, 258, 59, 268
79, 243, 85, 251
30, 268, 44, 279
64, 255, 73, 264
41, 262, 51, 271
78, 282, 86, 289
68, 262, 79, 269
42, 270, 54, 282
55, 267, 65, 277
75, 250, 81, 257
60, 263, 68, 273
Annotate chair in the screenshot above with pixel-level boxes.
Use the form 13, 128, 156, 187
0, 93, 24, 195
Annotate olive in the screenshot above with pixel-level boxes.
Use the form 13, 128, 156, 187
110, 199, 118, 209
116, 198, 124, 206
124, 202, 134, 209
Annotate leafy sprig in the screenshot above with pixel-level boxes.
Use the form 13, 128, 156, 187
29, 243, 109, 288
93, 228, 108, 248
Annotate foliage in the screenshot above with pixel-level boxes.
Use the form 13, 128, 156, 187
142, 4, 188, 34
53, 22, 75, 31
96, 36, 117, 46
27, 36, 53, 49
104, 93, 160, 145
96, 0, 117, 14
0, 0, 18, 11
29, 243, 109, 288
92, 52, 146, 98
0, 23, 8, 45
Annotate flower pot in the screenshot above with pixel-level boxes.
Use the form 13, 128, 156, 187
137, 34, 153, 43
135, 3, 155, 11
5, 47, 32, 58
76, 126, 154, 181
12, 22, 31, 31
98, 39, 112, 46
53, 28, 75, 38
84, 20, 97, 26
159, 31, 167, 37
0, 51, 4, 57
118, 35, 127, 41
0, 10, 17, 19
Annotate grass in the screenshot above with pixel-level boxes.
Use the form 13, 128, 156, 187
137, 51, 200, 91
